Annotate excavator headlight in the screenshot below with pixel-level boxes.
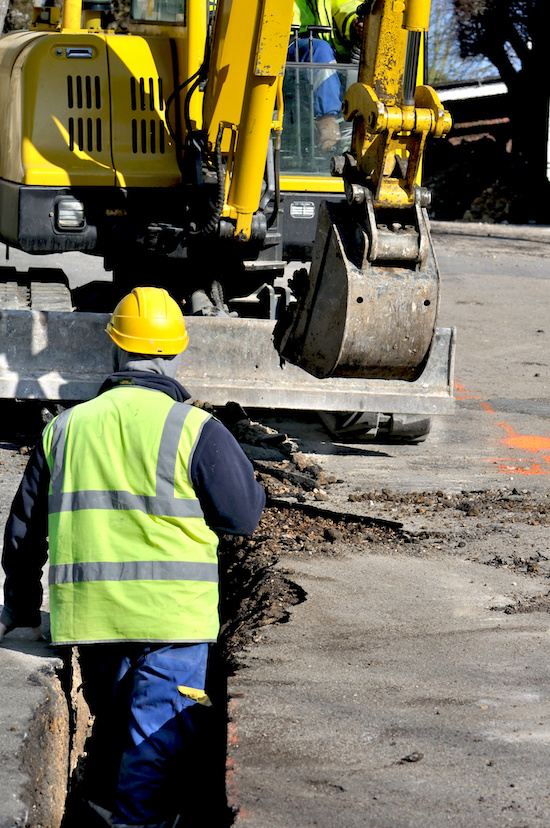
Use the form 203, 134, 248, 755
56, 198, 86, 230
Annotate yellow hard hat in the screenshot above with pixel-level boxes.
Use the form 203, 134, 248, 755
106, 287, 189, 355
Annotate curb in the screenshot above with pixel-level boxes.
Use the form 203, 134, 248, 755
430, 219, 550, 243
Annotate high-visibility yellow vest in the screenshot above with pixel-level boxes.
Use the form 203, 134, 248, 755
42, 386, 219, 645
292, 0, 358, 58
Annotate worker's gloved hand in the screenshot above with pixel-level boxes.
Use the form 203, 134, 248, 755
0, 621, 45, 643
316, 115, 341, 152
353, 13, 365, 39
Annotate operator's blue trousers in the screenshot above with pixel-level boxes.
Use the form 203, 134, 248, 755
79, 643, 210, 826
287, 37, 342, 119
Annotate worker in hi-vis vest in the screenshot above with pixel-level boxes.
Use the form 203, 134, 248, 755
1, 286, 265, 827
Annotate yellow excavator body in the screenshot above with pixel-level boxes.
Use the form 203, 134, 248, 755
0, 31, 184, 188
0, 0, 454, 431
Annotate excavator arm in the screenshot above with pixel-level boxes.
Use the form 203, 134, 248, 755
275, 0, 452, 381
200, 0, 293, 243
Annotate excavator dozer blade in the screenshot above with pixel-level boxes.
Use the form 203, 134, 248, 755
275, 199, 440, 381
0, 284, 454, 414
0, 266, 453, 416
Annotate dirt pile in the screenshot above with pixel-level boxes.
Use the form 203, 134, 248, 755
3, 0, 31, 31
347, 487, 550, 526
424, 136, 550, 224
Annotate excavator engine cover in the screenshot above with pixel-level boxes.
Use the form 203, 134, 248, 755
275, 199, 439, 381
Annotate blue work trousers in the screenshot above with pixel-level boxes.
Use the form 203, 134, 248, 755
287, 37, 342, 119
79, 642, 210, 826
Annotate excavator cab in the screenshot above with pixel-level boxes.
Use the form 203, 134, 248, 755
279, 45, 357, 261
281, 30, 357, 175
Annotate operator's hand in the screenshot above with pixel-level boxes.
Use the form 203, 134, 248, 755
316, 115, 341, 153
0, 621, 45, 643
353, 15, 364, 39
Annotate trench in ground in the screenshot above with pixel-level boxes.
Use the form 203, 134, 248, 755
24, 502, 405, 826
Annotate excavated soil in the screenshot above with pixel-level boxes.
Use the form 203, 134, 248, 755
216, 487, 550, 669
214, 409, 550, 667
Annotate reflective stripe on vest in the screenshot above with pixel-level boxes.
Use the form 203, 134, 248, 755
42, 387, 220, 645
49, 559, 219, 585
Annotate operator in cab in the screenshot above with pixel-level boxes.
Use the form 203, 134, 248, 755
289, 0, 363, 151
0, 287, 265, 827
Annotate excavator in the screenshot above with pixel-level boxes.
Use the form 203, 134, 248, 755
0, 0, 455, 438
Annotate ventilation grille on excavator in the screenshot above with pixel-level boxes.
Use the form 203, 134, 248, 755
64, 75, 167, 155
130, 76, 166, 155
66, 74, 103, 152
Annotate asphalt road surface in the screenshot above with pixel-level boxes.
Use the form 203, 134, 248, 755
227, 222, 550, 827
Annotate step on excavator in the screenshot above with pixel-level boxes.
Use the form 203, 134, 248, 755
0, 0, 454, 439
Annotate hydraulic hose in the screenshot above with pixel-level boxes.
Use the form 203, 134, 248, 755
267, 136, 281, 230
188, 126, 225, 237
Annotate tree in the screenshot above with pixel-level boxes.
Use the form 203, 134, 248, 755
427, 0, 494, 85
0, 0, 9, 32
454, 0, 550, 210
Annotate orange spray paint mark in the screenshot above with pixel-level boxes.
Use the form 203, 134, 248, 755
457, 382, 550, 476
496, 421, 550, 453
489, 458, 550, 476
453, 381, 482, 400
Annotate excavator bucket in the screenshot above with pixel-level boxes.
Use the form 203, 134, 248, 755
275, 197, 440, 382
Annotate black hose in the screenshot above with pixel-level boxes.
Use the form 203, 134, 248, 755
165, 24, 212, 143
165, 67, 201, 142
267, 138, 281, 229
188, 126, 225, 237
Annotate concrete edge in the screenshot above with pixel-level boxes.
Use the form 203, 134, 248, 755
0, 643, 91, 828
429, 219, 550, 242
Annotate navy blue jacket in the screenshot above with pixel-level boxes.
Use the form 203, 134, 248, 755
1, 374, 265, 630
